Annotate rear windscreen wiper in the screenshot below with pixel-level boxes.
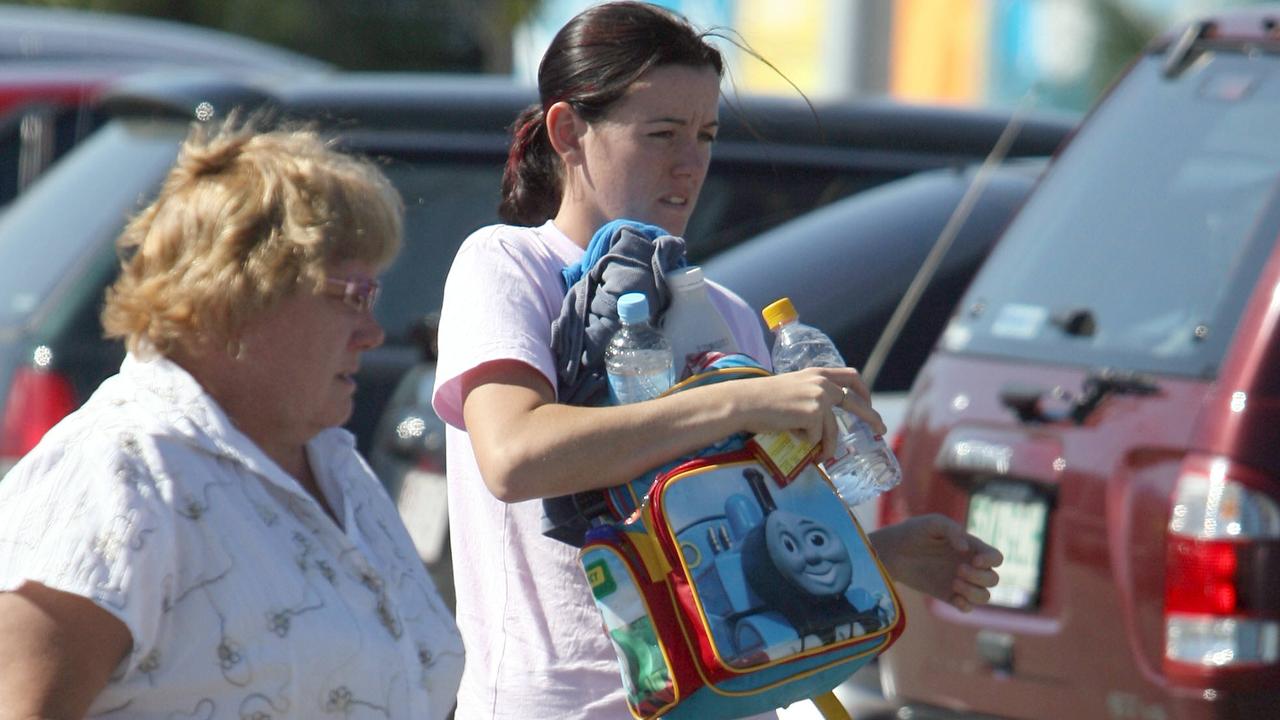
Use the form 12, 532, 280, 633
999, 367, 1160, 425
1050, 307, 1096, 337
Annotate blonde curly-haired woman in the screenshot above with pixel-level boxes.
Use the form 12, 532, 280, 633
0, 120, 462, 719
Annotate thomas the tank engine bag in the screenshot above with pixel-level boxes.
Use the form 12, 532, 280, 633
578, 363, 905, 719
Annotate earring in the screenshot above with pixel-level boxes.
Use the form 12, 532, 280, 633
226, 338, 246, 361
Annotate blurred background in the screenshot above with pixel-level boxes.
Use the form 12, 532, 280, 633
1, 0, 1270, 111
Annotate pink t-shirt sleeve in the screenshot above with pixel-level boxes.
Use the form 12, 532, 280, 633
431, 225, 566, 430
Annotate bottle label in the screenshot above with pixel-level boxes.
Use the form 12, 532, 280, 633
748, 430, 820, 485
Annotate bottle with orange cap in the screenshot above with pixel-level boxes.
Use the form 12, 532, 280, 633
762, 297, 902, 507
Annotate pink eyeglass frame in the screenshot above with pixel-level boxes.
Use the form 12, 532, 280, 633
322, 277, 381, 313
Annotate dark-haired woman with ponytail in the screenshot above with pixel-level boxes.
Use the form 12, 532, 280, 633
431, 3, 1001, 717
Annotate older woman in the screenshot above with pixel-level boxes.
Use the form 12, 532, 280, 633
0, 121, 463, 719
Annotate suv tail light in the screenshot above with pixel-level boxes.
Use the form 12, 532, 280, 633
1165, 454, 1280, 676
1, 366, 76, 468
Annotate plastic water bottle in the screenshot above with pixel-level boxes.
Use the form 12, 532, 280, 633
662, 266, 738, 380
605, 293, 675, 405
761, 297, 902, 506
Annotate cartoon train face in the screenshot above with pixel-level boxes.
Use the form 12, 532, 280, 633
673, 466, 890, 665
761, 509, 853, 598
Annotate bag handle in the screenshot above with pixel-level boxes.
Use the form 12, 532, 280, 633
812, 690, 853, 720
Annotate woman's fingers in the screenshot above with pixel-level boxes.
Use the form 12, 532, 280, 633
831, 366, 872, 403
953, 577, 993, 607
836, 385, 887, 435
957, 563, 1001, 589
747, 367, 888, 441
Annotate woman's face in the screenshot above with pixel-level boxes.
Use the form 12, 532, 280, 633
567, 63, 720, 237
232, 258, 385, 442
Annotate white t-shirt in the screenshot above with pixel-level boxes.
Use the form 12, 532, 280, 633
432, 221, 770, 719
0, 354, 464, 719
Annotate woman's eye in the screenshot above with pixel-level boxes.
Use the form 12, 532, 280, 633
648, 130, 674, 139
699, 132, 717, 143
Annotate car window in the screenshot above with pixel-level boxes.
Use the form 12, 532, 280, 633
945, 53, 1280, 379
0, 118, 181, 330
375, 157, 504, 341
0, 103, 103, 210
688, 163, 899, 262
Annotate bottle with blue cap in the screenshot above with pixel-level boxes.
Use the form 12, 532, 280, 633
605, 292, 675, 405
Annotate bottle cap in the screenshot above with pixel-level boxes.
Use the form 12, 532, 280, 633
617, 292, 651, 325
667, 265, 705, 290
761, 297, 797, 330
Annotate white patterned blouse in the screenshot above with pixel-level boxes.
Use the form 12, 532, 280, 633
0, 353, 463, 719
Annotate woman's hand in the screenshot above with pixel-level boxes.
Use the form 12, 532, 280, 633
869, 514, 1003, 612
734, 367, 884, 460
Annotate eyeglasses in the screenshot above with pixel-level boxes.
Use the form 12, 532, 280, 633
322, 276, 381, 313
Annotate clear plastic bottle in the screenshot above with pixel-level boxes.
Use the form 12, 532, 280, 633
761, 297, 902, 506
605, 292, 675, 405
662, 265, 739, 380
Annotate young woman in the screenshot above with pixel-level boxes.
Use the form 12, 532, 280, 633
432, 3, 1001, 718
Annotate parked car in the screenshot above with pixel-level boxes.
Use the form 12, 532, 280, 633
370, 157, 1051, 613
880, 6, 1280, 719
0, 68, 1075, 479
0, 4, 328, 209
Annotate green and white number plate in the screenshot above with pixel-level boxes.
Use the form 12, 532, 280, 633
966, 482, 1049, 609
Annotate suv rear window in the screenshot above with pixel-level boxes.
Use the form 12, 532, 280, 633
945, 53, 1280, 379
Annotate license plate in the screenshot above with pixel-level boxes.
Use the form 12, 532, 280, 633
966, 482, 1049, 609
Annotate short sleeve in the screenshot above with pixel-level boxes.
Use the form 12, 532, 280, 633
0, 420, 175, 672
432, 225, 565, 429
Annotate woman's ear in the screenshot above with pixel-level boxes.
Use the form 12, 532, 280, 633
545, 101, 586, 165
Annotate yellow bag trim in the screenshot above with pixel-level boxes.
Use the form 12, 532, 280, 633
666, 579, 892, 698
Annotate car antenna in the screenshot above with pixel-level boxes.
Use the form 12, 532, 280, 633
861, 87, 1041, 389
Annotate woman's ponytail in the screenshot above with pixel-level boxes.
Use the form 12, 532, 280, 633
499, 103, 561, 226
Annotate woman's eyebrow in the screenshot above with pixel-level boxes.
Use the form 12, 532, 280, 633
645, 116, 721, 128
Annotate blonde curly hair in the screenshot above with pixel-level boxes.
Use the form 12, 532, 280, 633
102, 118, 403, 356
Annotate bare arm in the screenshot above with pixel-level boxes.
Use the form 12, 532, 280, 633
0, 582, 132, 720
461, 360, 883, 502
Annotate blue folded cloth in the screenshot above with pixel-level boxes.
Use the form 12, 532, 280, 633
561, 218, 671, 291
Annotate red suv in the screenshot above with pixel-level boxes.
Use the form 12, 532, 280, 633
881, 6, 1280, 719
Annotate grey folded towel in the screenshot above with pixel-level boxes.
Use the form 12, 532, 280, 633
550, 225, 686, 406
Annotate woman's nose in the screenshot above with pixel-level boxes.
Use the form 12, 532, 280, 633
671, 137, 707, 178
352, 313, 385, 351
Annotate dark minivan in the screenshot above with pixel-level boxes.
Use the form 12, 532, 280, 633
882, 6, 1280, 719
